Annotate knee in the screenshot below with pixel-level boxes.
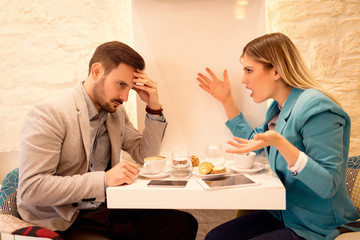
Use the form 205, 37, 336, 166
205, 227, 222, 240
174, 211, 198, 238
181, 211, 198, 234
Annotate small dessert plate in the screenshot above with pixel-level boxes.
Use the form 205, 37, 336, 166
138, 169, 170, 179
192, 167, 230, 178
229, 162, 265, 174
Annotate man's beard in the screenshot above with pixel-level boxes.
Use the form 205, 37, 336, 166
93, 76, 123, 113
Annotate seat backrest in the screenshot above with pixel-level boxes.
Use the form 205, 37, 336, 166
0, 168, 19, 207
346, 156, 360, 213
0, 168, 63, 239
0, 168, 20, 219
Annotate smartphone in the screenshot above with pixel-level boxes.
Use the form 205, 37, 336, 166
147, 180, 188, 188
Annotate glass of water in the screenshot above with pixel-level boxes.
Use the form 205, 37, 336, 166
170, 148, 192, 180
205, 143, 225, 167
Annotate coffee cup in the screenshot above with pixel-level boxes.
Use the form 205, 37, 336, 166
143, 156, 166, 174
234, 152, 256, 169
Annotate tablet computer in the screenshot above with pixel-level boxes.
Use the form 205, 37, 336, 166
197, 174, 260, 190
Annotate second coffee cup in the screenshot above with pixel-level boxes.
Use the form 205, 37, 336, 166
143, 156, 166, 174
234, 152, 256, 169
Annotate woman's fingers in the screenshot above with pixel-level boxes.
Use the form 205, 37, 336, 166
197, 72, 212, 84
223, 69, 230, 84
205, 67, 220, 82
233, 137, 249, 143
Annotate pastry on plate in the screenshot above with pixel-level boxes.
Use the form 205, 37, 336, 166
191, 155, 200, 167
199, 162, 214, 174
211, 166, 226, 174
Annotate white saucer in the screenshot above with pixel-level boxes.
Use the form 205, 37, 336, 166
192, 166, 230, 178
138, 169, 170, 179
229, 162, 265, 173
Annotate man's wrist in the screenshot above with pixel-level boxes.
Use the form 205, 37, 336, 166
145, 104, 163, 115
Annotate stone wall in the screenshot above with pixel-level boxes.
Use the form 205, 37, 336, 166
0, 0, 136, 152
266, 0, 360, 156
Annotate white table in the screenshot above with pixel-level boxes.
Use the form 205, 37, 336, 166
106, 165, 285, 210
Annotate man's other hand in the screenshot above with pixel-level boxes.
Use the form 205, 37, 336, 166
105, 161, 140, 187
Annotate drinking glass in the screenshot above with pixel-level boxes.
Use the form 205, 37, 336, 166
205, 143, 225, 167
170, 148, 192, 180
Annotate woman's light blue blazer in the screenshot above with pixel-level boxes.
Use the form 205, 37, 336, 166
226, 88, 359, 240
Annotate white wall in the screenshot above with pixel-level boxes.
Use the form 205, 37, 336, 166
132, 0, 267, 158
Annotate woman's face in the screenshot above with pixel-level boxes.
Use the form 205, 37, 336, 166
240, 53, 278, 103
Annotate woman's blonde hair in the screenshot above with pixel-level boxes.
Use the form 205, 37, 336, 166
241, 32, 340, 106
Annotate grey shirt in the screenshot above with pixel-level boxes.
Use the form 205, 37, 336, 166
80, 84, 111, 209
81, 84, 111, 172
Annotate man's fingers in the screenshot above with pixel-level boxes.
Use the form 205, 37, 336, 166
122, 170, 137, 184
133, 77, 156, 89
121, 161, 140, 174
133, 70, 157, 88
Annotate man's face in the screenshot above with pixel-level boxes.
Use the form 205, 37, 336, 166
92, 63, 135, 113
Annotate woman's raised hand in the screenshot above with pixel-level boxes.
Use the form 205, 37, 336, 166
197, 67, 240, 120
197, 67, 232, 103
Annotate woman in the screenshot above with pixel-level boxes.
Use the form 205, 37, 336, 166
197, 33, 359, 240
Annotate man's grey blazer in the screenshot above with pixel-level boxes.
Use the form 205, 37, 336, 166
17, 84, 167, 231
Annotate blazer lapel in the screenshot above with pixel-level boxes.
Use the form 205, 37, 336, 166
72, 85, 91, 165
275, 88, 303, 134
264, 101, 281, 172
268, 88, 304, 172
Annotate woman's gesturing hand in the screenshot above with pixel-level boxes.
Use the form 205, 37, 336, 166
226, 130, 280, 154
197, 67, 232, 104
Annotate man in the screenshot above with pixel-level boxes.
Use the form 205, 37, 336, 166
17, 41, 198, 239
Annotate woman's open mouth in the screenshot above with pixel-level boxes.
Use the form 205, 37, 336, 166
246, 86, 254, 98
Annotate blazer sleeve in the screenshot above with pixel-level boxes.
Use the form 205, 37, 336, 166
226, 113, 258, 139
121, 111, 167, 164
292, 96, 350, 199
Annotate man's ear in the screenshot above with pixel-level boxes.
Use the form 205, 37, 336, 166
90, 63, 104, 80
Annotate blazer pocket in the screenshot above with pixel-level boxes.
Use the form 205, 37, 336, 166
292, 204, 336, 231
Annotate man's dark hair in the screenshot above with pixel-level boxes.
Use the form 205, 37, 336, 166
88, 41, 145, 76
